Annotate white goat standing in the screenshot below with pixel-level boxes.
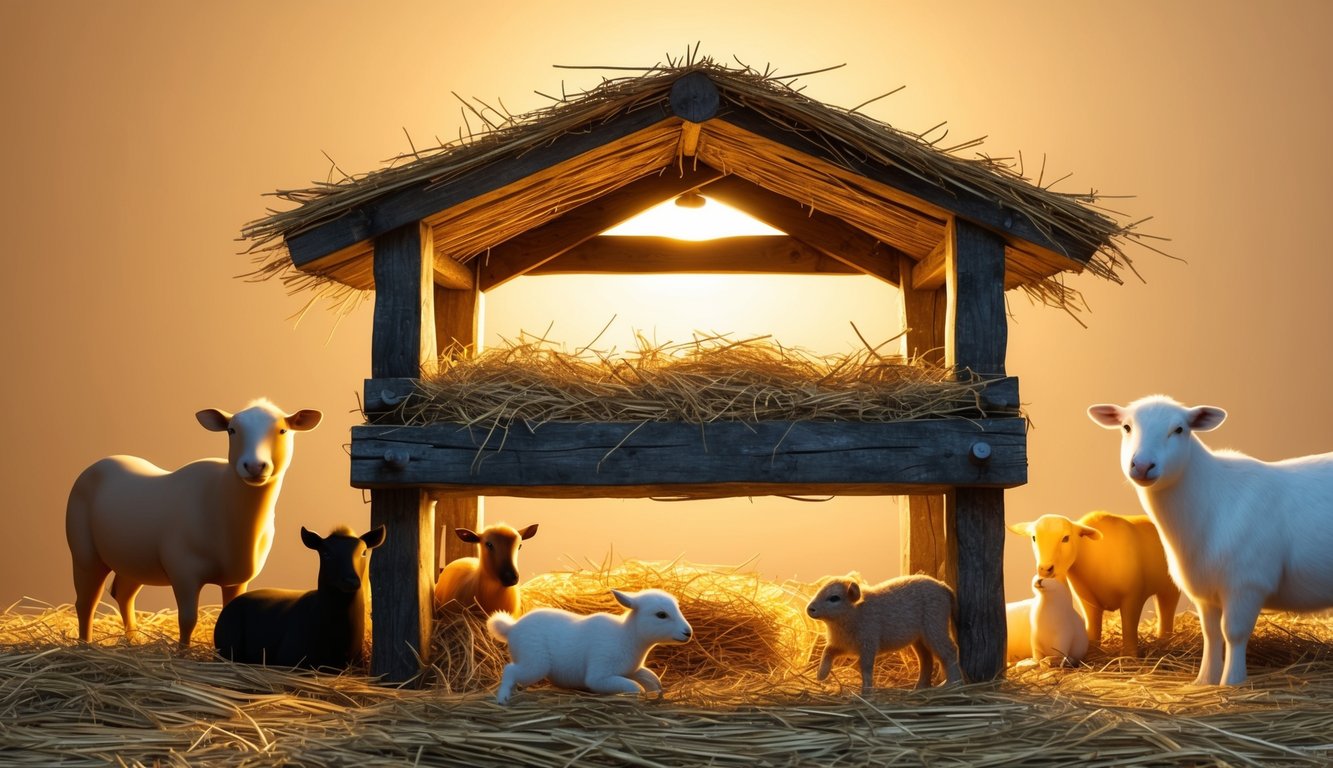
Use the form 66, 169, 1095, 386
66, 399, 322, 648
1008, 511, 1179, 657
1089, 395, 1333, 685
487, 588, 693, 705
1030, 576, 1089, 666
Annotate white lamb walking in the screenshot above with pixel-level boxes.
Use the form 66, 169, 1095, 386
1089, 395, 1333, 685
487, 588, 692, 705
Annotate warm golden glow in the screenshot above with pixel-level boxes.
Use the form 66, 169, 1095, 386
602, 196, 784, 241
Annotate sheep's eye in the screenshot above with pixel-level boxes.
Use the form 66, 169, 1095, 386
1172, 426, 1184, 435
828, 595, 841, 603
1061, 535, 1070, 543
1031, 535, 1037, 542
655, 611, 668, 619
227, 427, 235, 435
485, 542, 494, 550
279, 428, 288, 435
1122, 424, 1132, 434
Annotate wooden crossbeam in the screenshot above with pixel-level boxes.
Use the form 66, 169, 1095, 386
477, 165, 722, 291
699, 175, 903, 285
528, 235, 860, 276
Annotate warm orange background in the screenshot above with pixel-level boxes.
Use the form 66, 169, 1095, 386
3, 2, 1330, 615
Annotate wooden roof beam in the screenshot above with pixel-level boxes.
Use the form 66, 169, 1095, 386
911, 237, 948, 290
528, 235, 861, 276
699, 175, 904, 285
432, 251, 474, 290
476, 164, 722, 291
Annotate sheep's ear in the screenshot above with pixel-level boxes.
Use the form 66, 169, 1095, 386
1075, 523, 1102, 541
1006, 521, 1033, 536
518, 524, 539, 540
846, 581, 862, 604
284, 409, 323, 432
612, 589, 635, 609
1188, 406, 1227, 432
454, 528, 481, 543
197, 409, 232, 432
300, 526, 322, 550
1087, 404, 1125, 428
361, 525, 387, 549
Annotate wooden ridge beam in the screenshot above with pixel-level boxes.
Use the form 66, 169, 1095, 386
699, 175, 903, 285
527, 235, 861, 276
477, 164, 722, 291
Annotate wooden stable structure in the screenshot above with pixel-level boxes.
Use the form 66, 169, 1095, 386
244, 63, 1138, 684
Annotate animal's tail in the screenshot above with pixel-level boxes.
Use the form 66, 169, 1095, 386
487, 611, 516, 643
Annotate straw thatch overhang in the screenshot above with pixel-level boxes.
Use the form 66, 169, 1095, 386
243, 62, 1143, 313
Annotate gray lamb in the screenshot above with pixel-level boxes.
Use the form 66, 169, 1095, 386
806, 574, 964, 691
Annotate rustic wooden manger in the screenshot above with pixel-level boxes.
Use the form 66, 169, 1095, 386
243, 61, 1144, 684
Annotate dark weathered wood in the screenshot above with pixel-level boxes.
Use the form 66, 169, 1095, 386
898, 251, 953, 584
670, 72, 720, 122
716, 106, 1097, 264
372, 222, 435, 379
369, 489, 434, 683
286, 110, 677, 267
951, 487, 1006, 682
944, 216, 1010, 682
528, 236, 860, 276
350, 418, 1027, 494
478, 165, 722, 291
700, 175, 903, 284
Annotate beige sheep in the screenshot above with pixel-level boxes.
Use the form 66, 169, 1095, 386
1008, 511, 1179, 657
806, 574, 963, 691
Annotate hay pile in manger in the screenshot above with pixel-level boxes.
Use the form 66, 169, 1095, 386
5, 566, 1333, 766
387, 331, 1007, 430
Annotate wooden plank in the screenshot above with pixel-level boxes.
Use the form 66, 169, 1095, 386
944, 216, 1010, 683
433, 253, 474, 290
912, 238, 948, 290
478, 165, 722, 291
285, 109, 677, 267
369, 220, 437, 682
952, 487, 1006, 682
369, 488, 434, 683
898, 251, 952, 584
700, 175, 903, 285
669, 72, 720, 122
528, 236, 860, 276
434, 279, 480, 355
431, 494, 481, 572
349, 418, 1027, 493
372, 222, 436, 379
716, 106, 1097, 264
678, 121, 703, 158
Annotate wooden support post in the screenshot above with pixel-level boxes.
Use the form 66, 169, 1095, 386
944, 218, 1009, 683
369, 221, 436, 683
431, 258, 482, 575
897, 253, 953, 585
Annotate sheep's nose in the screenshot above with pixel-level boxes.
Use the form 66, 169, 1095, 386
1039, 565, 1055, 577
1129, 459, 1156, 478
244, 460, 269, 476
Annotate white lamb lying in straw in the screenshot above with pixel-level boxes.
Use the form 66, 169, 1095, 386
487, 588, 692, 705
1029, 576, 1089, 666
1089, 395, 1333, 685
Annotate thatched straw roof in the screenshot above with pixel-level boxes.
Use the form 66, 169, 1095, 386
243, 55, 1158, 315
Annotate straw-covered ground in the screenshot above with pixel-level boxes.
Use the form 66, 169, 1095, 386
4, 561, 1332, 767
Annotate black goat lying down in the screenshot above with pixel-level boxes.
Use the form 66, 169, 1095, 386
214, 525, 386, 670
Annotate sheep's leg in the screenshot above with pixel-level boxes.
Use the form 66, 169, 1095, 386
586, 674, 647, 696
110, 575, 144, 641
816, 646, 836, 681
71, 560, 111, 643
1119, 598, 1144, 658
1081, 600, 1104, 651
1195, 601, 1224, 685
219, 582, 246, 606
1157, 587, 1178, 642
629, 667, 663, 694
921, 624, 963, 686
171, 579, 203, 651
496, 662, 546, 705
1220, 590, 1264, 686
910, 640, 934, 689
857, 645, 878, 693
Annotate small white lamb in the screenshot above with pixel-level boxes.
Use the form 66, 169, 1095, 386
487, 588, 692, 705
806, 574, 963, 691
1089, 395, 1333, 685
1030, 576, 1088, 666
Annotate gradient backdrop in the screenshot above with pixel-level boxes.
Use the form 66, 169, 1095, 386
3, 1, 1330, 614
